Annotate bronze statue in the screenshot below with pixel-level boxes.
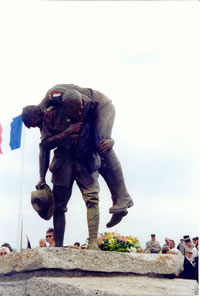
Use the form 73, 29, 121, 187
22, 84, 133, 249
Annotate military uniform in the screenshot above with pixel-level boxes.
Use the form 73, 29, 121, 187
40, 104, 100, 248
39, 84, 133, 216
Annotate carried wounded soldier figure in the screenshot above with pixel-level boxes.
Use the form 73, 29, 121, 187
39, 84, 134, 227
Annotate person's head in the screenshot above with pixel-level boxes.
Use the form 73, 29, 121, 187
1, 243, 13, 253
185, 248, 193, 258
192, 237, 198, 247
151, 234, 156, 241
164, 237, 170, 245
62, 90, 84, 122
74, 242, 80, 247
180, 239, 184, 244
22, 105, 43, 128
185, 239, 192, 247
39, 239, 46, 248
0, 247, 10, 257
169, 240, 175, 249
162, 246, 170, 254
46, 228, 55, 246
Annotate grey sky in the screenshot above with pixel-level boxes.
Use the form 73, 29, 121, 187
0, 1, 199, 251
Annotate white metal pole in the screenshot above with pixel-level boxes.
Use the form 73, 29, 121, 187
16, 124, 25, 252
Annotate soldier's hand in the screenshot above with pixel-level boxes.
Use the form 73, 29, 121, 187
69, 122, 83, 134
36, 179, 46, 190
98, 139, 114, 155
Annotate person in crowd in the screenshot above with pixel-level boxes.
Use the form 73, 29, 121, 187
193, 237, 199, 249
0, 247, 10, 257
45, 228, 55, 247
168, 240, 182, 256
184, 238, 194, 250
163, 237, 170, 248
39, 239, 47, 247
145, 234, 161, 253
178, 248, 197, 280
162, 246, 171, 254
192, 237, 199, 258
69, 242, 81, 249
73, 242, 81, 249
177, 239, 185, 256
194, 256, 199, 283
181, 235, 191, 255
1, 243, 13, 253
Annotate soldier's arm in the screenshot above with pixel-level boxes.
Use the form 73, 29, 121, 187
41, 123, 83, 150
36, 145, 50, 189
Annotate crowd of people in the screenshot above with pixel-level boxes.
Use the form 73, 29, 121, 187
1, 231, 198, 282
144, 234, 198, 281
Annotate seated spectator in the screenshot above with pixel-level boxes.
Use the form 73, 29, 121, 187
137, 248, 144, 253
1, 243, 13, 253
73, 242, 81, 249
145, 234, 161, 253
0, 247, 10, 257
69, 242, 81, 249
45, 228, 55, 247
177, 239, 185, 256
39, 239, 47, 248
168, 240, 182, 256
178, 248, 197, 280
162, 246, 170, 254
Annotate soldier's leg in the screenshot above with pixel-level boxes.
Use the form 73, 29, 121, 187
77, 176, 100, 250
95, 102, 133, 216
53, 185, 72, 247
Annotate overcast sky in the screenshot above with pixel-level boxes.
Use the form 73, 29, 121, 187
0, 1, 199, 251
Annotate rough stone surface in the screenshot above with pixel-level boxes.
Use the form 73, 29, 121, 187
0, 276, 197, 296
0, 248, 184, 278
0, 249, 197, 296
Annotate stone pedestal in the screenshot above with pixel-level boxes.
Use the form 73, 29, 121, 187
0, 248, 197, 295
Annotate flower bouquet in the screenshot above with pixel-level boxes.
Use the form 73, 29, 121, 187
97, 232, 141, 253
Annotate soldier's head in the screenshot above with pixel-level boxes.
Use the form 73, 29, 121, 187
62, 90, 83, 122
22, 105, 43, 128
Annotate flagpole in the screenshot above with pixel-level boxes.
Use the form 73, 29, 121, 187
16, 124, 26, 252
20, 218, 23, 251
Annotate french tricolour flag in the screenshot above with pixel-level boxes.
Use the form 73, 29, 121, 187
0, 115, 23, 154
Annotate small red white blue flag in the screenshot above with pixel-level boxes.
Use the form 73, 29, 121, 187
0, 115, 23, 154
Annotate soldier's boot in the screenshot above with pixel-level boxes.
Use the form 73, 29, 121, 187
106, 210, 128, 228
99, 150, 134, 215
87, 206, 99, 250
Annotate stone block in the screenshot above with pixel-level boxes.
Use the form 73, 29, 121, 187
0, 247, 183, 277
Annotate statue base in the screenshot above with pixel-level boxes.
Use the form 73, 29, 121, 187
0, 248, 197, 295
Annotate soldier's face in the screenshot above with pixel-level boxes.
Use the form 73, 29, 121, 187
67, 101, 84, 121
27, 114, 42, 128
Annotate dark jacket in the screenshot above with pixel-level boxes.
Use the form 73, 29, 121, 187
179, 256, 196, 280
